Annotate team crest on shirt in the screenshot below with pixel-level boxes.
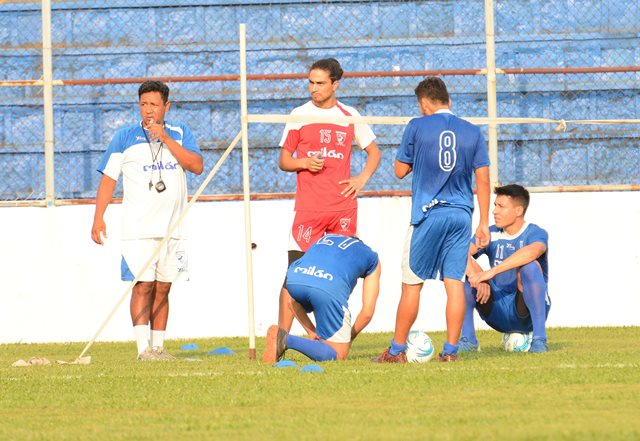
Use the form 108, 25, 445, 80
339, 218, 351, 231
336, 131, 347, 146
176, 251, 186, 272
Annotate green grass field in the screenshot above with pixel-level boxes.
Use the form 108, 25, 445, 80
2, 327, 639, 441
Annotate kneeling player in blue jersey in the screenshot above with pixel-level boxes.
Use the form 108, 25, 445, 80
262, 234, 381, 362
460, 184, 551, 353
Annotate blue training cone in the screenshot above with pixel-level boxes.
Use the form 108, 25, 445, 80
300, 364, 323, 373
180, 343, 199, 351
207, 347, 236, 355
273, 360, 297, 368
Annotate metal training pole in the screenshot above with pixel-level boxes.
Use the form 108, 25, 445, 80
484, 0, 499, 190
78, 132, 242, 359
239, 23, 257, 360
41, 0, 55, 207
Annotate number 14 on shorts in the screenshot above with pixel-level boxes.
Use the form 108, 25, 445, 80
297, 225, 313, 243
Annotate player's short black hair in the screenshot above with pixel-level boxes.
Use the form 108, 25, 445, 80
138, 80, 170, 103
495, 184, 530, 214
310, 58, 344, 83
414, 77, 449, 104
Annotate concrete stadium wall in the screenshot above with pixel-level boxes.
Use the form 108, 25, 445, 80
1, 191, 638, 345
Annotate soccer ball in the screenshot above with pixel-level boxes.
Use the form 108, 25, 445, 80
502, 332, 533, 352
406, 330, 435, 363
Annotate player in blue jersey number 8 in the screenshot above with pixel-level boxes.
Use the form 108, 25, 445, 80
373, 77, 491, 363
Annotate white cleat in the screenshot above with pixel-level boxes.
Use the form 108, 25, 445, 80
152, 347, 177, 361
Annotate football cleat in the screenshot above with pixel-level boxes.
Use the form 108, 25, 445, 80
371, 347, 407, 363
529, 337, 549, 353
458, 336, 480, 352
137, 347, 159, 361
437, 352, 460, 362
152, 347, 177, 360
262, 325, 288, 363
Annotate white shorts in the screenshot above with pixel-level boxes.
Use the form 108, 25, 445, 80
121, 238, 189, 283
401, 226, 424, 285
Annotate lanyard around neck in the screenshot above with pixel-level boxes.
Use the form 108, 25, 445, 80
142, 123, 167, 192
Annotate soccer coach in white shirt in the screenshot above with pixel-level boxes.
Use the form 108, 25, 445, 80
91, 80, 203, 361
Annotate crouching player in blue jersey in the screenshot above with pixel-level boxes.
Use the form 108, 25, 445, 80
460, 184, 551, 353
262, 234, 381, 363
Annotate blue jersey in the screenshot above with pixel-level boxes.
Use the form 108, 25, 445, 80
396, 110, 489, 224
286, 234, 379, 302
475, 223, 549, 293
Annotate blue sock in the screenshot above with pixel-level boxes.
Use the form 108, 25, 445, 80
520, 262, 548, 342
389, 338, 408, 356
285, 334, 337, 361
443, 342, 459, 355
461, 281, 478, 344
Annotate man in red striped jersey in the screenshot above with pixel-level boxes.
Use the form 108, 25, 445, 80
276, 58, 381, 332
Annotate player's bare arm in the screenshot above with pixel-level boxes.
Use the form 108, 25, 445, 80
278, 149, 324, 173
339, 141, 381, 199
91, 175, 117, 245
350, 261, 381, 341
468, 241, 547, 286
465, 243, 484, 276
465, 243, 491, 303
394, 159, 413, 179
149, 123, 203, 175
289, 299, 318, 340
474, 166, 491, 248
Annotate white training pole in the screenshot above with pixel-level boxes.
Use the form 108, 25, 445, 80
41, 0, 55, 207
78, 132, 243, 359
239, 23, 257, 360
484, 0, 499, 190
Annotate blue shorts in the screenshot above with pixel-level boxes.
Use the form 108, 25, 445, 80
403, 207, 471, 282
285, 283, 352, 343
480, 282, 551, 333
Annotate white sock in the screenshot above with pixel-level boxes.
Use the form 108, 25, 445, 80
134, 325, 150, 354
150, 330, 165, 350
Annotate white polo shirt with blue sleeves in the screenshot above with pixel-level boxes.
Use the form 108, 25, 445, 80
97, 120, 201, 240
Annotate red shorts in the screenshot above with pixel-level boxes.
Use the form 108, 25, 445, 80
288, 208, 358, 252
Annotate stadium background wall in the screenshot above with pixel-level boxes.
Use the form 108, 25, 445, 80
1, 191, 639, 344
1, 1, 638, 344
1, 0, 639, 203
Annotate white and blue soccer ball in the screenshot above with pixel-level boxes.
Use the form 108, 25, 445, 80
406, 330, 435, 363
502, 332, 533, 352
